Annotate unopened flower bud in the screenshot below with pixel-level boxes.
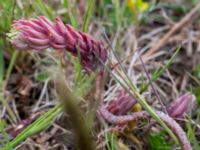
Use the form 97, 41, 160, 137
107, 90, 137, 115
167, 93, 196, 119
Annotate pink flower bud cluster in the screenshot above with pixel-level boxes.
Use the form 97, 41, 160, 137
99, 92, 196, 150
167, 93, 196, 119
107, 91, 196, 119
10, 16, 107, 70
107, 90, 136, 115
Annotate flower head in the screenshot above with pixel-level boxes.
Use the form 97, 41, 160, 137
167, 93, 196, 119
9, 16, 107, 70
127, 0, 149, 13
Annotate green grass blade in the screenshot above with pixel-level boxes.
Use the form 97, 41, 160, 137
140, 46, 181, 93
152, 47, 181, 81
0, 51, 19, 124
63, 0, 78, 28
73, 45, 83, 84
0, 120, 11, 150
186, 111, 200, 150
5, 51, 19, 84
0, 47, 4, 86
34, 0, 54, 20
104, 131, 116, 150
186, 119, 200, 150
3, 105, 63, 149
82, 0, 95, 32
112, 0, 120, 26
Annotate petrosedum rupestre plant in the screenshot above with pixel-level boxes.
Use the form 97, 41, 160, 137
9, 16, 195, 150
9, 16, 107, 70
99, 92, 196, 150
106, 91, 196, 119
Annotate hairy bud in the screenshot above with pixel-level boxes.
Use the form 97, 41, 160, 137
167, 93, 196, 119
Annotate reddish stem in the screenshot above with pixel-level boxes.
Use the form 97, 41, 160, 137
98, 106, 192, 150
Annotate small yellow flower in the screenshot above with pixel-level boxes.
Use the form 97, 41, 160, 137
127, 0, 149, 13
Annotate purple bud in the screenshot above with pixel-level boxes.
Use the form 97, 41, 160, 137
167, 93, 196, 119
107, 90, 137, 115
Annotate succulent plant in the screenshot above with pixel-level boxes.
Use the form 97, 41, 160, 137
10, 16, 107, 70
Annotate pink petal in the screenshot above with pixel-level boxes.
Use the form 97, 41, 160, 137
26, 37, 49, 46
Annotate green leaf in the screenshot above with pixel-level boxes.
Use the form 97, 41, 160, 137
148, 131, 174, 150
35, 73, 50, 82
